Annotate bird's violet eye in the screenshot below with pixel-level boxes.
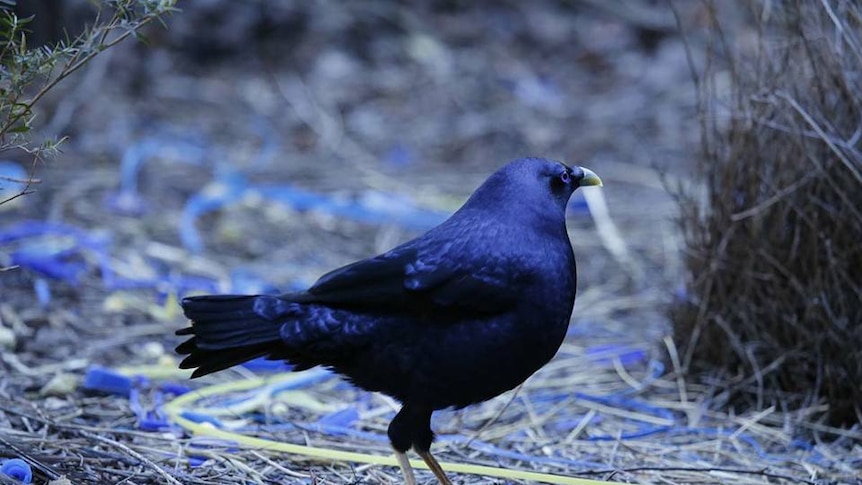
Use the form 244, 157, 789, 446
559, 171, 570, 183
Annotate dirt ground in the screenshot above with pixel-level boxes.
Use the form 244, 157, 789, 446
1, 1, 859, 484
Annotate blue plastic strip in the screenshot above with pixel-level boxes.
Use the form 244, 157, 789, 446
0, 459, 32, 484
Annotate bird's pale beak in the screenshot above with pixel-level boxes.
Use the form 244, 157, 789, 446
578, 167, 603, 187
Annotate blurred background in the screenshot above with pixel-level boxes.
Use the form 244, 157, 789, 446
4, 0, 705, 339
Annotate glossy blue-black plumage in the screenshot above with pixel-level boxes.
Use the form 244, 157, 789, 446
176, 157, 593, 454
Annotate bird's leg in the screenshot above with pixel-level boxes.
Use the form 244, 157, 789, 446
417, 450, 452, 485
390, 405, 451, 484
393, 447, 417, 485
389, 406, 421, 485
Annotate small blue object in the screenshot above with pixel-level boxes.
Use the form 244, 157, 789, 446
2, 221, 111, 295
103, 190, 147, 215
584, 343, 647, 367
180, 411, 224, 428
82, 366, 133, 396
317, 407, 360, 428
159, 382, 191, 396
179, 171, 247, 252
241, 357, 292, 373
33, 278, 51, 307
0, 458, 32, 484
130, 383, 169, 432
105, 134, 208, 215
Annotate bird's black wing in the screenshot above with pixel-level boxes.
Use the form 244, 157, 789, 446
292, 244, 527, 315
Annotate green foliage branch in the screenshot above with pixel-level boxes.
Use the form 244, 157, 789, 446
0, 0, 176, 205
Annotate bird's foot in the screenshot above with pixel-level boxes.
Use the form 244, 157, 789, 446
417, 450, 452, 485
394, 449, 417, 485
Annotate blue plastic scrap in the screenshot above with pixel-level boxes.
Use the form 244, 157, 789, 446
82, 366, 189, 431
83, 366, 133, 397
317, 407, 360, 428
1, 220, 114, 305
105, 133, 209, 215
254, 184, 449, 231
32, 279, 51, 307
159, 382, 192, 396
180, 411, 224, 428
0, 220, 251, 301
0, 459, 32, 484
179, 165, 453, 253
129, 376, 166, 432
4, 221, 108, 282
240, 356, 292, 373
584, 343, 647, 367
179, 171, 248, 252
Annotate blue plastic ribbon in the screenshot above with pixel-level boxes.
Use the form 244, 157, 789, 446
0, 459, 32, 484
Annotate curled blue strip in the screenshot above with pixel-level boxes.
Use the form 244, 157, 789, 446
253, 185, 449, 232
2, 221, 112, 293
0, 459, 32, 484
106, 133, 208, 215
584, 343, 647, 367
179, 171, 248, 253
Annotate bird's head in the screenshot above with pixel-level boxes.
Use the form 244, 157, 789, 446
463, 157, 602, 223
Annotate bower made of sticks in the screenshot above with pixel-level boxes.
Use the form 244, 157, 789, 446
672, 2, 862, 426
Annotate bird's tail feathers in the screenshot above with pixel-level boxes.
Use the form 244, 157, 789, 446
176, 295, 289, 378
